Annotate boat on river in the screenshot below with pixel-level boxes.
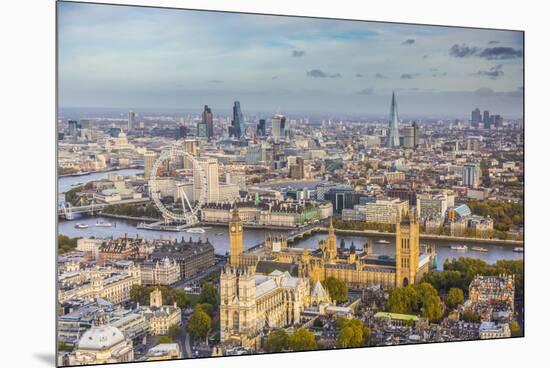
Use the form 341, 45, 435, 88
186, 228, 206, 234
472, 246, 489, 253
450, 244, 468, 251
376, 239, 390, 244
95, 221, 113, 228
513, 247, 524, 253
74, 223, 89, 229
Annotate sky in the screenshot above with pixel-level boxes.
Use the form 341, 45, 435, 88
57, 2, 524, 118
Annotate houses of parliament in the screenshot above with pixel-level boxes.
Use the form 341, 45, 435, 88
219, 208, 436, 346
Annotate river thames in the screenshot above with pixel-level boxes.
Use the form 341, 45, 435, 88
58, 169, 523, 270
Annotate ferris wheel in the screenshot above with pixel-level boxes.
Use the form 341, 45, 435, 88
148, 145, 207, 224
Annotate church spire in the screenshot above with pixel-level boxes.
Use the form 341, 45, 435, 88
326, 217, 337, 259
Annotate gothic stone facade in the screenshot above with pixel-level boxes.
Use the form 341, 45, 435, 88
219, 265, 311, 347
268, 217, 433, 289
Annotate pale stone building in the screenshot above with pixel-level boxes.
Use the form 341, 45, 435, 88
68, 309, 134, 366
58, 264, 141, 305
268, 216, 434, 289
139, 289, 182, 336
219, 266, 312, 347
141, 258, 180, 286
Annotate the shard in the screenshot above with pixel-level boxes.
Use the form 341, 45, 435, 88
387, 91, 400, 147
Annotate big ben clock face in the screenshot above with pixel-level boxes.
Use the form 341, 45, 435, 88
231, 225, 236, 232
238, 225, 242, 231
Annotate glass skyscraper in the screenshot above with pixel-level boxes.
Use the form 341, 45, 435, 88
231, 101, 245, 139
387, 91, 400, 147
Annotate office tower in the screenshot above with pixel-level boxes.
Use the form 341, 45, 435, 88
68, 120, 80, 137
471, 108, 482, 127
271, 113, 286, 142
143, 151, 157, 180
202, 105, 214, 139
197, 121, 207, 138
80, 120, 92, 129
414, 124, 421, 144
230, 101, 245, 139
324, 186, 361, 214
183, 139, 198, 169
403, 125, 415, 148
491, 114, 503, 128
289, 157, 305, 179
194, 157, 220, 203
108, 127, 121, 138
178, 125, 188, 140
462, 163, 481, 188
483, 110, 490, 129
257, 119, 266, 136
128, 111, 135, 132
387, 91, 400, 147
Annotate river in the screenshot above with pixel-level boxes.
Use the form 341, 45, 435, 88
58, 168, 144, 194
58, 171, 524, 270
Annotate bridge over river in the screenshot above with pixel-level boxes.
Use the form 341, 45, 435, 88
58, 198, 151, 220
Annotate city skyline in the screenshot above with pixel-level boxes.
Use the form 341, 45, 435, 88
58, 2, 523, 117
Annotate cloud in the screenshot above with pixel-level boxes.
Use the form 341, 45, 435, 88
291, 50, 305, 57
402, 39, 415, 45
357, 88, 374, 95
306, 69, 342, 78
429, 68, 447, 77
476, 64, 504, 79
470, 86, 522, 98
478, 46, 523, 60
355, 73, 364, 78
208, 79, 223, 83
450, 43, 523, 60
272, 76, 278, 80
401, 73, 420, 79
449, 43, 480, 58
375, 73, 387, 79
488, 40, 500, 44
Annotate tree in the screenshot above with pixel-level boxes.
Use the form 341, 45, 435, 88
264, 329, 289, 353
322, 277, 348, 304
58, 341, 72, 352
445, 288, 464, 309
462, 310, 481, 323
388, 283, 443, 322
509, 321, 522, 337
335, 318, 364, 348
337, 326, 356, 348
130, 284, 148, 305
288, 328, 317, 351
195, 303, 214, 317
173, 289, 189, 309
158, 336, 173, 344
362, 326, 371, 345
422, 258, 524, 304
187, 310, 212, 341
168, 325, 182, 341
199, 282, 219, 308
58, 235, 80, 254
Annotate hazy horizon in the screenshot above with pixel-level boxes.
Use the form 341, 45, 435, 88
58, 2, 524, 118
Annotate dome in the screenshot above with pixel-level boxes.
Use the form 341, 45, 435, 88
78, 324, 125, 351
117, 132, 127, 138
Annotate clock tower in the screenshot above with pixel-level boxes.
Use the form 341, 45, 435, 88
229, 208, 243, 267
